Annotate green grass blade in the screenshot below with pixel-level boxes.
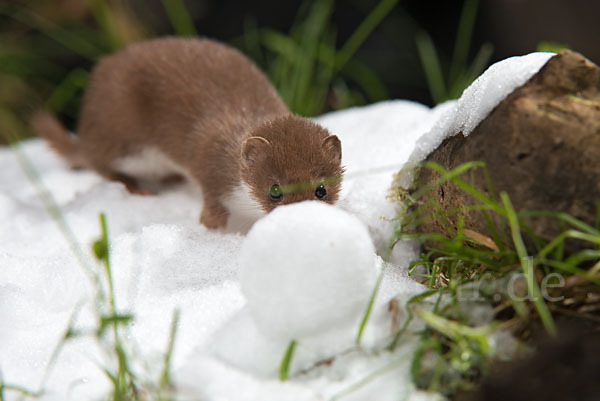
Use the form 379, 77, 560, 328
415, 308, 492, 352
160, 0, 198, 36
419, 162, 508, 217
35, 308, 83, 394
45, 68, 89, 114
386, 289, 439, 350
355, 260, 387, 345
0, 48, 64, 78
520, 210, 600, 237
448, 0, 479, 85
536, 41, 569, 53
536, 259, 600, 284
292, 0, 333, 115
537, 229, 600, 260
0, 7, 103, 60
160, 309, 181, 397
341, 59, 389, 102
413, 161, 485, 201
1, 108, 98, 284
241, 16, 265, 66
279, 340, 297, 381
565, 249, 600, 268
329, 353, 412, 401
0, 382, 39, 399
334, 0, 398, 72
260, 28, 302, 106
415, 30, 446, 104
449, 42, 494, 99
88, 0, 124, 50
260, 28, 301, 62
501, 193, 556, 336
463, 42, 494, 85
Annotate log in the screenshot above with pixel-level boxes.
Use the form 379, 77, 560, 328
413, 50, 600, 247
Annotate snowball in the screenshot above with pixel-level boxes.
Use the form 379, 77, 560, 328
211, 231, 427, 379
315, 100, 437, 266
209, 307, 290, 377
240, 201, 378, 340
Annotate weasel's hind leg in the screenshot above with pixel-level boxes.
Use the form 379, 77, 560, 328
160, 173, 186, 187
107, 171, 155, 195
107, 148, 187, 193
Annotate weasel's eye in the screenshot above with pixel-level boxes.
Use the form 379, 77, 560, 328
269, 184, 283, 201
315, 184, 327, 200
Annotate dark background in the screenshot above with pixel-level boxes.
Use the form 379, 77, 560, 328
137, 0, 600, 105
1, 0, 599, 143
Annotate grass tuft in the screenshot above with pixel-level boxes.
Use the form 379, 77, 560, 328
415, 0, 493, 104
235, 0, 395, 116
279, 340, 298, 381
387, 160, 600, 395
501, 193, 556, 336
159, 309, 181, 400
93, 213, 139, 400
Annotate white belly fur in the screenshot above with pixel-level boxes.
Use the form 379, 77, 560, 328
223, 182, 266, 232
112, 147, 189, 181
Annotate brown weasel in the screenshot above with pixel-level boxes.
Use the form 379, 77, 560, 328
32, 37, 344, 229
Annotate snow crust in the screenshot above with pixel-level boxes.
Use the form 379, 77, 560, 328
0, 52, 553, 401
399, 52, 554, 188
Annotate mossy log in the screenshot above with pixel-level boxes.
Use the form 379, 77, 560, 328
414, 50, 600, 247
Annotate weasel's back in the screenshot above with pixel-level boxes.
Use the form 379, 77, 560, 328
77, 38, 288, 147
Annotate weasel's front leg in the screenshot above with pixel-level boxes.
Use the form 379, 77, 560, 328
200, 198, 229, 229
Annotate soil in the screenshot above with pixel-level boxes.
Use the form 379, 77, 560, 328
457, 322, 600, 401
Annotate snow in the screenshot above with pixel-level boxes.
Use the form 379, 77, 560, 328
0, 52, 554, 401
398, 52, 554, 188
240, 202, 377, 341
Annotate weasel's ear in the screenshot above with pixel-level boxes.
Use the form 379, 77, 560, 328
242, 136, 271, 165
321, 135, 342, 162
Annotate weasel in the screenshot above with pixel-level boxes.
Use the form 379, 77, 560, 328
32, 37, 344, 229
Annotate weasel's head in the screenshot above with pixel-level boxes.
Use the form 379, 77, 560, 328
240, 115, 344, 213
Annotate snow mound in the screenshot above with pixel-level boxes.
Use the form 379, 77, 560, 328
0, 52, 555, 401
0, 99, 438, 401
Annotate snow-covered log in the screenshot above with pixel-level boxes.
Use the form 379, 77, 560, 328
411, 50, 600, 247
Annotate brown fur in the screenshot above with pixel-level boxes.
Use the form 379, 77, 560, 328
32, 37, 344, 228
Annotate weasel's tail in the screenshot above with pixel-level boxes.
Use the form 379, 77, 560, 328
30, 111, 86, 168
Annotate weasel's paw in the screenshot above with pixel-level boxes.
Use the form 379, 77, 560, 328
160, 173, 185, 186
109, 172, 155, 196
200, 207, 229, 229
127, 186, 155, 196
